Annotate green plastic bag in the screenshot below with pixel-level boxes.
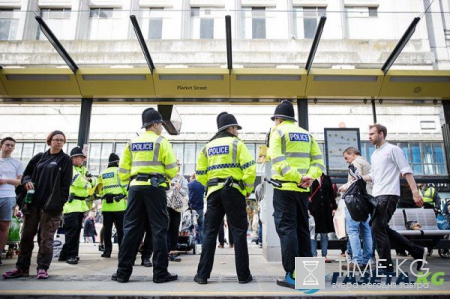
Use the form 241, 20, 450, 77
8, 216, 21, 243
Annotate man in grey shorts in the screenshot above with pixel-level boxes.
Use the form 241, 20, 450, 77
0, 137, 24, 265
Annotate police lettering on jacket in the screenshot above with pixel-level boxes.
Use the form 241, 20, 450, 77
208, 146, 229, 156
131, 142, 154, 151
102, 172, 114, 179
289, 133, 309, 142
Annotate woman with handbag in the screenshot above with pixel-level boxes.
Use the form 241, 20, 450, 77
167, 160, 188, 262
3, 130, 72, 280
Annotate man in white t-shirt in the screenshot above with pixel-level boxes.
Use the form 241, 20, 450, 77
0, 137, 24, 265
361, 124, 427, 273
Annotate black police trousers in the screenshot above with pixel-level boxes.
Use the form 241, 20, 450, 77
60, 211, 84, 259
102, 210, 125, 255
196, 187, 250, 281
273, 189, 311, 274
117, 185, 169, 280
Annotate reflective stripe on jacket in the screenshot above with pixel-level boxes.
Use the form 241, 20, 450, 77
64, 165, 92, 214
196, 136, 256, 197
421, 187, 436, 206
118, 131, 178, 187
268, 120, 325, 192
97, 166, 127, 212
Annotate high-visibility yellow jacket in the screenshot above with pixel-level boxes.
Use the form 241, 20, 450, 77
268, 120, 325, 192
118, 131, 178, 187
196, 136, 256, 197
420, 186, 438, 207
63, 165, 93, 214
97, 166, 127, 212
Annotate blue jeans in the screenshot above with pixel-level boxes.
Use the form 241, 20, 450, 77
311, 233, 328, 257
257, 210, 262, 244
345, 209, 373, 265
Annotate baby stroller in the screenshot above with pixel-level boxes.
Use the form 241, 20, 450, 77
176, 208, 197, 254
437, 198, 450, 258
5, 216, 21, 258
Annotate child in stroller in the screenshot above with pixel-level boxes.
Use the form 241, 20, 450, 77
176, 208, 198, 254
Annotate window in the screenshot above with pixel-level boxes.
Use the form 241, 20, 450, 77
38, 8, 72, 40
87, 143, 113, 175
190, 7, 220, 39
89, 8, 121, 40
294, 7, 326, 39
140, 8, 164, 39
346, 6, 377, 18
0, 9, 19, 40
252, 7, 265, 39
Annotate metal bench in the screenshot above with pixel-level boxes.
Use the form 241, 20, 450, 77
389, 208, 450, 257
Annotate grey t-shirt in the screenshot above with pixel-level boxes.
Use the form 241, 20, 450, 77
0, 157, 24, 197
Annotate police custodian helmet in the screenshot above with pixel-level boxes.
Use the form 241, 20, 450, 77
142, 108, 165, 128
108, 153, 120, 163
70, 146, 86, 158
271, 100, 297, 122
217, 112, 242, 131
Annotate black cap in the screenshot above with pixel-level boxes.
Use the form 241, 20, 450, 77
142, 108, 165, 128
108, 153, 120, 163
70, 146, 86, 158
217, 112, 242, 131
271, 100, 297, 122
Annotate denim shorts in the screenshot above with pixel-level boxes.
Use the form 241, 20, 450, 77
0, 197, 16, 221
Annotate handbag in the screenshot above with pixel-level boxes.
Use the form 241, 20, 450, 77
168, 189, 187, 213
43, 167, 63, 214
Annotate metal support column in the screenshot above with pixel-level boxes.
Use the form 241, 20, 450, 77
441, 102, 450, 176
77, 98, 93, 149
371, 100, 377, 124
297, 99, 309, 130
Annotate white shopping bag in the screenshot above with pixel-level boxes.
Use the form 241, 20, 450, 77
333, 199, 346, 239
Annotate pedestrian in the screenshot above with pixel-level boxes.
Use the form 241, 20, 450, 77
112, 107, 178, 283
166, 160, 188, 262
83, 212, 97, 243
96, 153, 127, 258
268, 100, 325, 289
59, 146, 95, 265
194, 112, 256, 285
3, 130, 72, 279
361, 123, 428, 273
254, 183, 265, 248
0, 137, 24, 266
338, 147, 373, 270
188, 173, 205, 244
309, 173, 337, 263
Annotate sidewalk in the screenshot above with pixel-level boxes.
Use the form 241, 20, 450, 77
1, 241, 450, 298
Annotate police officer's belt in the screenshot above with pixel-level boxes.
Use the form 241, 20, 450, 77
207, 178, 245, 190
130, 173, 165, 182
103, 194, 126, 203
271, 179, 307, 190
71, 195, 88, 201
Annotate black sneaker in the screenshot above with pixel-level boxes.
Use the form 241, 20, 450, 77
66, 257, 78, 265
101, 253, 111, 258
153, 273, 178, 283
111, 272, 129, 283
415, 247, 428, 271
194, 274, 207, 285
141, 258, 152, 267
168, 254, 181, 262
239, 274, 253, 284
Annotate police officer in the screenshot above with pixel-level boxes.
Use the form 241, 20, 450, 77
96, 153, 127, 258
418, 183, 440, 209
268, 100, 325, 289
112, 108, 178, 283
59, 147, 95, 265
194, 112, 256, 285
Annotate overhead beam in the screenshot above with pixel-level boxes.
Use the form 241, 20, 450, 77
305, 16, 326, 74
35, 16, 79, 74
130, 15, 155, 74
226, 15, 233, 71
381, 17, 421, 75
